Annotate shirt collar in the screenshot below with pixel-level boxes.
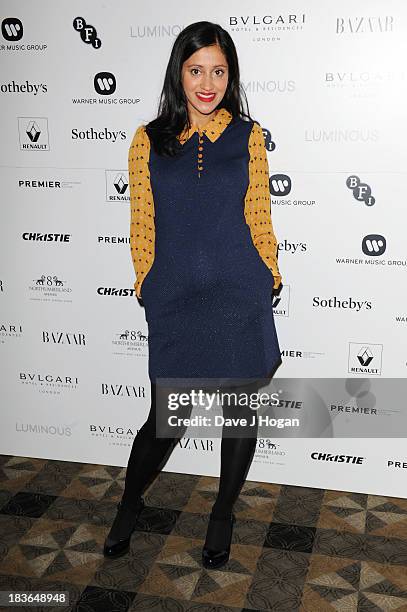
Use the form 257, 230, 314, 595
177, 107, 232, 145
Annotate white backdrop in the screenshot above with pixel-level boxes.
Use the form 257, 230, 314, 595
1, 0, 406, 498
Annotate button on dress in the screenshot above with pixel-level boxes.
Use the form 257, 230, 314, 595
128, 108, 283, 386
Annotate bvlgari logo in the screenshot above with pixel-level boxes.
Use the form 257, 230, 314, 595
336, 16, 394, 34
346, 175, 375, 206
73, 16, 101, 49
19, 371, 79, 394
0, 323, 23, 341
105, 170, 129, 202
348, 342, 383, 375
18, 117, 50, 150
229, 14, 306, 28
28, 273, 73, 303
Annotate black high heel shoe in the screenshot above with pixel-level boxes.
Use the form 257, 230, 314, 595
202, 512, 236, 569
103, 497, 145, 558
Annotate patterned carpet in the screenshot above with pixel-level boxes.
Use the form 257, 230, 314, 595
1, 455, 407, 611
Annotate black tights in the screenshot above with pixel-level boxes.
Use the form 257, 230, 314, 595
122, 379, 261, 519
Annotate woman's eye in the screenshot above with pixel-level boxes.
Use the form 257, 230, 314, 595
191, 68, 200, 75
215, 69, 225, 76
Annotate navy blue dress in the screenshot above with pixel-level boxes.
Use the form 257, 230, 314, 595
140, 116, 281, 386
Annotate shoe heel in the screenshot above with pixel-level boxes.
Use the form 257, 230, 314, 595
201, 512, 236, 570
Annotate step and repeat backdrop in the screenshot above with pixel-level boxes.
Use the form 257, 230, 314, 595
1, 1, 406, 498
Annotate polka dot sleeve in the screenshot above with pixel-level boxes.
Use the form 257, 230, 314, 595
128, 125, 155, 299
244, 122, 282, 290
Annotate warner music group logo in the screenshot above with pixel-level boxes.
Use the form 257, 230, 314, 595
1, 17, 47, 52
71, 71, 140, 106
348, 342, 383, 375
336, 234, 406, 270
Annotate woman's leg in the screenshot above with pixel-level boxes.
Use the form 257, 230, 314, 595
210, 380, 260, 519
104, 380, 193, 551
121, 380, 192, 509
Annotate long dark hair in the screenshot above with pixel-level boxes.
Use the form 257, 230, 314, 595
145, 21, 253, 157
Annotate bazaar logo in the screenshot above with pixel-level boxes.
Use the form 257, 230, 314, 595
336, 16, 394, 34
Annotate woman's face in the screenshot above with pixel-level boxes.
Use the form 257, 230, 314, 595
181, 44, 229, 117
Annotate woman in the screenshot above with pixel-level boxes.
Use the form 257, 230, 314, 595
103, 21, 282, 570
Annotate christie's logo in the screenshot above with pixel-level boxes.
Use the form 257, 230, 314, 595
346, 175, 375, 206
97, 287, 136, 297
73, 16, 101, 49
18, 117, 50, 150
335, 16, 394, 34
22, 232, 71, 242
105, 170, 129, 202
348, 342, 383, 375
311, 452, 365, 464
42, 331, 86, 346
